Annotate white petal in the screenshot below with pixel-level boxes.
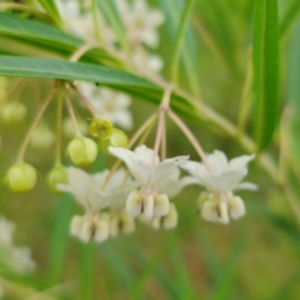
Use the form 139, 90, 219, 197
126, 191, 142, 217
143, 195, 154, 219
134, 145, 159, 165
130, 157, 153, 184
228, 196, 246, 219
70, 215, 84, 237
207, 150, 228, 173
109, 147, 136, 172
233, 181, 258, 191
154, 194, 169, 217
67, 167, 91, 195
181, 160, 206, 178
94, 219, 109, 243
229, 154, 255, 172
114, 110, 133, 130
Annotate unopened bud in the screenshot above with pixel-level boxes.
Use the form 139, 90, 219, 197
154, 194, 169, 217
1, 102, 27, 123
7, 162, 37, 192
89, 117, 113, 139
100, 129, 128, 155
67, 136, 98, 166
30, 124, 55, 149
47, 165, 68, 192
126, 190, 142, 217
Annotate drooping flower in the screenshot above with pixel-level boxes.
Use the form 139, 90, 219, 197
109, 145, 188, 219
116, 0, 164, 48
182, 150, 257, 224
77, 84, 133, 130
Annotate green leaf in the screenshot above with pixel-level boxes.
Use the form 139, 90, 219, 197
159, 0, 201, 97
0, 56, 156, 89
280, 0, 300, 39
96, 0, 129, 51
47, 194, 74, 285
252, 0, 280, 151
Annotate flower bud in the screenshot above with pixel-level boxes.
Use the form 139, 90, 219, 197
47, 165, 68, 192
126, 190, 142, 217
1, 102, 27, 123
100, 129, 128, 155
154, 194, 169, 217
228, 196, 245, 220
30, 124, 55, 149
70, 215, 84, 237
7, 162, 37, 192
89, 117, 113, 139
67, 136, 98, 166
63, 117, 88, 138
143, 195, 154, 219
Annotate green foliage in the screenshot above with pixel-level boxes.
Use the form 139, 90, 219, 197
252, 0, 280, 151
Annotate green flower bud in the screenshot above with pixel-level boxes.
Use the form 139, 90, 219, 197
7, 162, 37, 192
30, 124, 55, 149
47, 165, 68, 192
100, 129, 128, 155
89, 117, 113, 140
1, 102, 27, 123
67, 136, 98, 166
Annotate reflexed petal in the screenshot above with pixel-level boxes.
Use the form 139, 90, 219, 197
233, 182, 258, 191
134, 145, 159, 165
229, 154, 255, 172
181, 160, 206, 178
92, 169, 110, 190
109, 147, 136, 172
207, 150, 228, 173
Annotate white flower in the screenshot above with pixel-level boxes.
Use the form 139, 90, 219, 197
57, 0, 116, 43
57, 167, 112, 211
152, 203, 178, 230
133, 51, 164, 74
109, 211, 135, 237
0, 217, 15, 245
182, 150, 256, 224
77, 84, 133, 130
116, 0, 164, 48
109, 145, 188, 219
11, 246, 35, 274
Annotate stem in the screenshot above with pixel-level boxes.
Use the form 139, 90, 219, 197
152, 110, 165, 165
237, 50, 253, 138
55, 87, 64, 165
65, 94, 81, 136
171, 0, 196, 84
168, 110, 213, 172
17, 88, 56, 161
161, 121, 167, 160
70, 84, 98, 117
69, 43, 101, 62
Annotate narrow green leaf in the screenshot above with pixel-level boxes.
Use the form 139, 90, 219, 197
48, 194, 73, 285
96, 0, 129, 51
37, 0, 60, 20
171, 0, 196, 84
159, 0, 201, 97
280, 0, 300, 39
252, 0, 280, 151
0, 56, 156, 89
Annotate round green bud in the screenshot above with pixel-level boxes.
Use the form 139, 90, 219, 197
7, 162, 37, 192
67, 136, 98, 166
30, 124, 55, 149
1, 102, 27, 123
100, 129, 128, 155
89, 117, 113, 140
47, 165, 68, 193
